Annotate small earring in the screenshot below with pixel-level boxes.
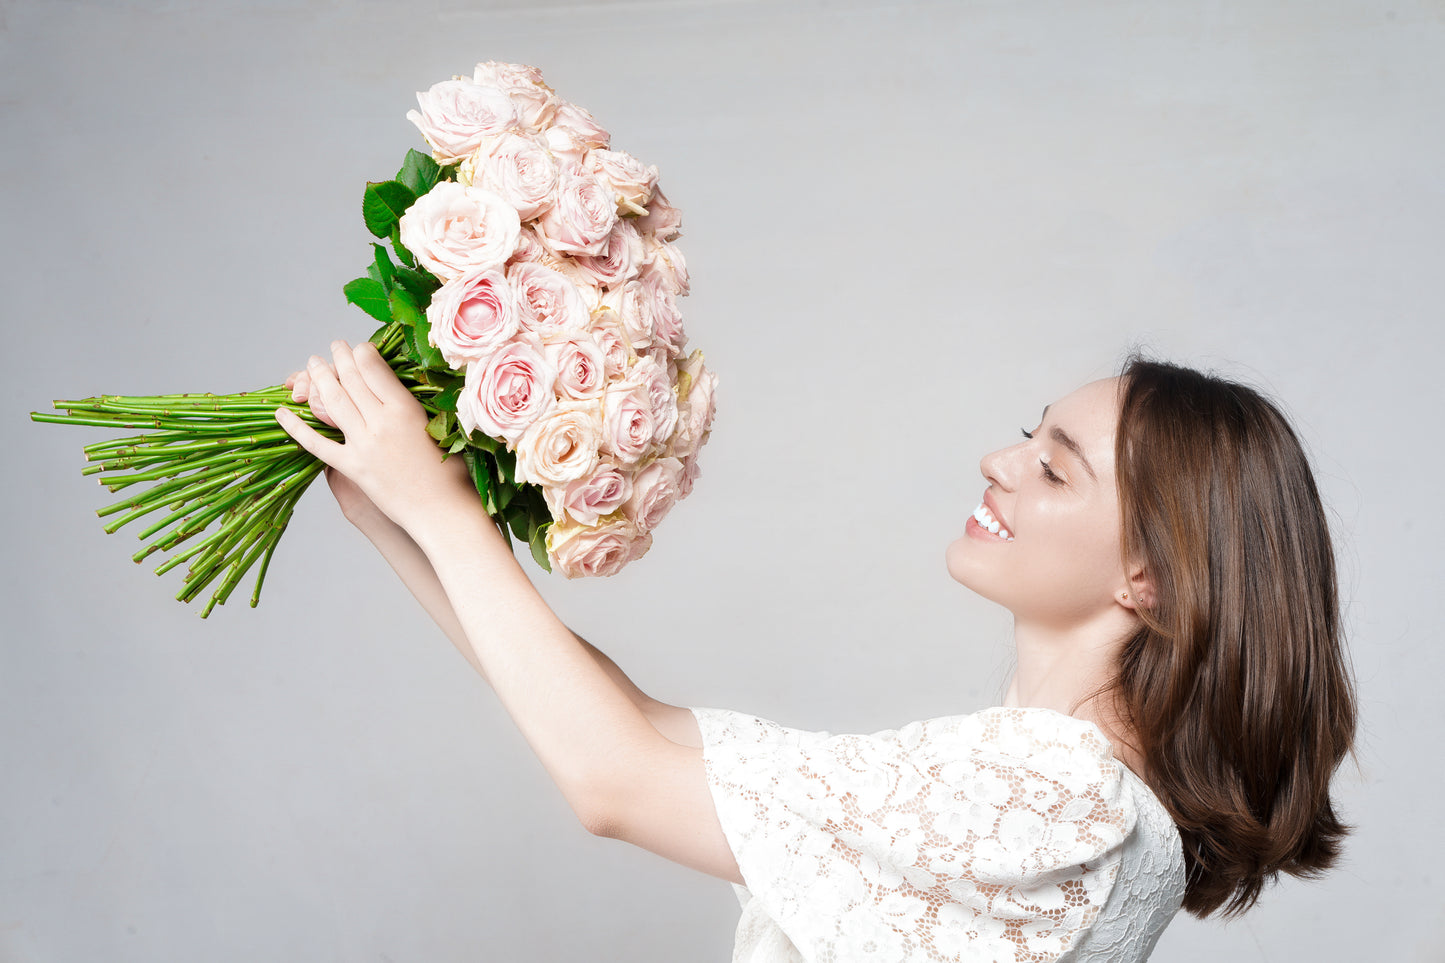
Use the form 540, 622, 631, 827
1122, 593, 1129, 600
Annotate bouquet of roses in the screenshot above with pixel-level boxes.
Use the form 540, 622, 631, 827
30, 61, 718, 617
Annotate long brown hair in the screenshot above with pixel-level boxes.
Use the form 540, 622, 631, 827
1107, 351, 1357, 918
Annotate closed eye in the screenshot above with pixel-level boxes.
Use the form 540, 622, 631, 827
1020, 428, 1065, 485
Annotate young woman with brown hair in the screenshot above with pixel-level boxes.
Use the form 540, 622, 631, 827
277, 343, 1356, 961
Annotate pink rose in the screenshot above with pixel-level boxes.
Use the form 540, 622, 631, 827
600, 279, 654, 349
585, 306, 636, 378
472, 61, 558, 131
640, 235, 689, 295
542, 333, 608, 400
426, 267, 519, 368
643, 272, 686, 359
406, 79, 518, 164
572, 220, 643, 290
398, 181, 521, 282
547, 517, 650, 579
543, 458, 633, 525
507, 261, 591, 339
467, 131, 559, 222
622, 456, 684, 533
535, 170, 618, 256
629, 355, 679, 446
600, 377, 655, 467
634, 185, 682, 241
513, 398, 604, 488
507, 225, 551, 266
584, 148, 659, 215
544, 100, 611, 166
456, 337, 556, 446
676, 450, 702, 499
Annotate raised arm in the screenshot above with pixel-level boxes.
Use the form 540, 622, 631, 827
286, 367, 701, 748
275, 343, 732, 882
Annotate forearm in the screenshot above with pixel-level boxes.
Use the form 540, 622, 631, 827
404, 498, 662, 819
350, 511, 658, 713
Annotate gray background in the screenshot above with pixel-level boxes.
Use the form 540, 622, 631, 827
2, 0, 1440, 960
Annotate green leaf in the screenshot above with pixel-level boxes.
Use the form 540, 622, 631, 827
529, 522, 552, 572
425, 410, 451, 443
468, 430, 499, 453
407, 313, 446, 369
447, 436, 469, 453
343, 278, 393, 324
388, 287, 424, 327
390, 224, 416, 268
434, 379, 463, 413
505, 504, 529, 541
392, 266, 439, 300
494, 448, 517, 488
396, 149, 442, 197
363, 180, 417, 238
371, 243, 396, 288
463, 450, 496, 517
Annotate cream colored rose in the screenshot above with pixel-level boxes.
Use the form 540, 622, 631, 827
584, 148, 659, 215
406, 79, 518, 164
669, 349, 718, 460
543, 458, 633, 526
426, 267, 519, 368
600, 279, 654, 349
398, 181, 521, 282
535, 171, 617, 257
586, 306, 635, 378
513, 398, 604, 488
546, 517, 650, 579
622, 455, 684, 533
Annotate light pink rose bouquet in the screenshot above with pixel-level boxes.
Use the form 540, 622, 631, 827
402, 61, 718, 578
33, 61, 718, 616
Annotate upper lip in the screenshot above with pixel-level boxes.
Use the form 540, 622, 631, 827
982, 490, 1011, 533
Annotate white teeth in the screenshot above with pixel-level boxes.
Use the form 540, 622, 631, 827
971, 503, 1015, 541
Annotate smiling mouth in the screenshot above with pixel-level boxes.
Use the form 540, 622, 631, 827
970, 502, 1014, 541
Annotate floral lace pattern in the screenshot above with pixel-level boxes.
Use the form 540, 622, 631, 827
689, 706, 1185, 963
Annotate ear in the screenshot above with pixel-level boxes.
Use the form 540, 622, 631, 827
1118, 561, 1156, 612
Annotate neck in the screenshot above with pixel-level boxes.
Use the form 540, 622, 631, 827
1002, 610, 1143, 771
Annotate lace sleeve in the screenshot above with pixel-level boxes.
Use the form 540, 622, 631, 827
688, 705, 1138, 962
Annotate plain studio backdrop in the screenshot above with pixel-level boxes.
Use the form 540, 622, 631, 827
1, 1, 1440, 960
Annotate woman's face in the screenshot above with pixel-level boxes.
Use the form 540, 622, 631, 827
945, 376, 1128, 627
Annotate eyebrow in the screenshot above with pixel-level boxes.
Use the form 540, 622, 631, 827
1039, 405, 1098, 482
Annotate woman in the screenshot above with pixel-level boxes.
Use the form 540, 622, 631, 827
276, 345, 1356, 961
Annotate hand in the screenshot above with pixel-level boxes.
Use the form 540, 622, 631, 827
274, 340, 480, 536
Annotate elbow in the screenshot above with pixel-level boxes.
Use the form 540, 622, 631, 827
577, 793, 621, 838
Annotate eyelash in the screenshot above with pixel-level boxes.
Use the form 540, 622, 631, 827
1019, 428, 1064, 485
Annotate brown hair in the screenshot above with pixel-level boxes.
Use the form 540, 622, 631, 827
1106, 351, 1357, 918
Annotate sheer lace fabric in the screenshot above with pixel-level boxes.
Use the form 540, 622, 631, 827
688, 705, 1186, 963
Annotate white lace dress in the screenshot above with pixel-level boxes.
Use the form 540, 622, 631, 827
687, 705, 1186, 963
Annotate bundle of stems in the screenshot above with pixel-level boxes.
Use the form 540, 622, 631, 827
29, 323, 431, 618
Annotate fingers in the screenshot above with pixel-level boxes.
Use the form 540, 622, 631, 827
306, 353, 366, 432
353, 341, 415, 406
274, 405, 346, 467
329, 340, 384, 415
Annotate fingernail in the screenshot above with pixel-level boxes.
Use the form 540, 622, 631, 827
308, 355, 322, 367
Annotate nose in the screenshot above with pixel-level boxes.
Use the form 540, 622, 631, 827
979, 440, 1024, 491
